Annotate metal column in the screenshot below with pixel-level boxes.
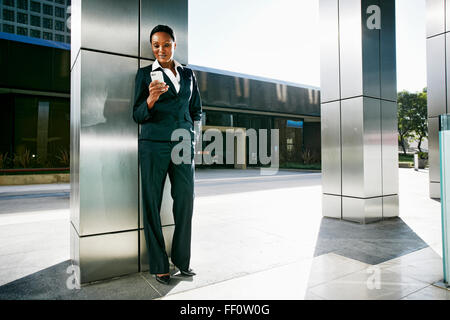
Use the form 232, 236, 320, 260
426, 0, 450, 199
70, 0, 188, 285
320, 0, 398, 223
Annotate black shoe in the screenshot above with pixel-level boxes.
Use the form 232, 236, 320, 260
155, 274, 171, 285
179, 268, 196, 277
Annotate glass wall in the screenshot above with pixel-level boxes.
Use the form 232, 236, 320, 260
0, 93, 70, 169
201, 109, 321, 169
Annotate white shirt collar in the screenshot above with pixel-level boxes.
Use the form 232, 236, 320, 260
152, 59, 183, 71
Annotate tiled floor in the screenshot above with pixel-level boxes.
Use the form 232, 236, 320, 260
0, 168, 449, 300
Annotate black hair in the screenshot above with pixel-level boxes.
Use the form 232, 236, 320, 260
150, 25, 176, 44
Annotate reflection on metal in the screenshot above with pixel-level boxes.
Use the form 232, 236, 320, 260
70, 0, 188, 285
426, 0, 450, 199
320, 0, 398, 223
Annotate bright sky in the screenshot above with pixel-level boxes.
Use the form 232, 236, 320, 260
189, 0, 427, 93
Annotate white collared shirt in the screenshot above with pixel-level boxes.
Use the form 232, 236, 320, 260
152, 59, 183, 93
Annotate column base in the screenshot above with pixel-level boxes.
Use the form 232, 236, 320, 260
322, 194, 399, 224
70, 224, 139, 285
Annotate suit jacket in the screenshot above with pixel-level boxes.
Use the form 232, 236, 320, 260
132, 63, 202, 141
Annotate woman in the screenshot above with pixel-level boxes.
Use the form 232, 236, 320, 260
132, 24, 202, 285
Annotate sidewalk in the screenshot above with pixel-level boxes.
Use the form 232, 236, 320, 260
0, 168, 447, 300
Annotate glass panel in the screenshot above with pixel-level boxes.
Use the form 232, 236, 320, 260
440, 114, 450, 284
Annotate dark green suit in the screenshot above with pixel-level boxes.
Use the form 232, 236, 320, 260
132, 63, 202, 274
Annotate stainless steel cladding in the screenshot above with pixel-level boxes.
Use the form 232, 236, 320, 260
338, 0, 363, 99
380, 0, 397, 101
70, 0, 188, 284
429, 117, 441, 184
140, 0, 188, 64
341, 97, 382, 199
321, 101, 341, 195
426, 0, 449, 199
426, 0, 445, 38
427, 34, 446, 118
319, 0, 340, 103
79, 0, 139, 57
381, 100, 399, 196
74, 228, 139, 284
319, 0, 398, 222
77, 50, 139, 236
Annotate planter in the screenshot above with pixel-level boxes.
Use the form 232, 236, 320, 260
414, 153, 428, 170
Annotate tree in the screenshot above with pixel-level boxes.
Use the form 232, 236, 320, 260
397, 91, 415, 155
412, 88, 428, 152
397, 88, 428, 154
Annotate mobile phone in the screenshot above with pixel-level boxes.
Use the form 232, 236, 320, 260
150, 71, 164, 83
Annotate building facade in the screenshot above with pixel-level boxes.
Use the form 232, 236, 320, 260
0, 0, 70, 44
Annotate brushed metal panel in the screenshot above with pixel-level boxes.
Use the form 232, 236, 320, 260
447, 0, 450, 32
70, 223, 80, 276
140, 0, 188, 64
80, 0, 139, 57
321, 101, 341, 195
319, 0, 340, 103
322, 194, 342, 219
342, 196, 383, 224
447, 33, 450, 112
427, 34, 446, 118
382, 195, 399, 218
341, 97, 382, 198
339, 0, 363, 99
79, 50, 139, 236
71, 0, 81, 70
70, 55, 81, 233
429, 116, 441, 182
381, 100, 399, 195
430, 181, 441, 198
362, 97, 382, 197
139, 59, 153, 69
140, 175, 175, 229
341, 97, 364, 197
380, 0, 397, 101
361, 0, 380, 99
427, 0, 445, 38
78, 231, 139, 284
140, 225, 175, 272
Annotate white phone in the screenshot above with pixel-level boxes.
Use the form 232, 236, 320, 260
150, 71, 164, 83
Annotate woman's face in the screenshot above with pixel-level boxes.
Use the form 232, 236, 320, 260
151, 32, 176, 65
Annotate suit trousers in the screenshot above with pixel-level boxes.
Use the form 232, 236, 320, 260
139, 139, 195, 274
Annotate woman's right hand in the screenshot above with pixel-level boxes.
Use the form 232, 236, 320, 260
147, 80, 169, 109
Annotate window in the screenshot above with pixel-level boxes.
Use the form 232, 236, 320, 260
17, 12, 28, 24
43, 4, 53, 15
55, 0, 65, 4
43, 32, 52, 40
43, 18, 52, 29
3, 9, 15, 22
17, 26, 27, 36
3, 0, 14, 7
55, 6, 64, 18
66, 35, 70, 43
55, 20, 64, 31
30, 29, 40, 38
2, 24, 14, 33
30, 15, 40, 27
55, 34, 64, 42
17, 0, 27, 10
30, 1, 41, 13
